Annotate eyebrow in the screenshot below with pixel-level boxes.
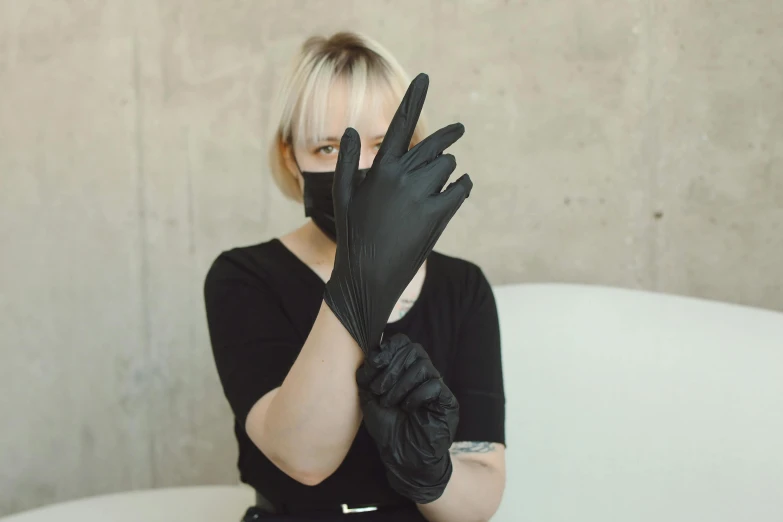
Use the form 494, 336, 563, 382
317, 134, 385, 142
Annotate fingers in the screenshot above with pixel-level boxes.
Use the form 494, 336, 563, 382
366, 339, 443, 408
401, 122, 465, 172
409, 154, 458, 196
435, 384, 459, 413
375, 73, 429, 163
379, 333, 414, 360
357, 387, 383, 420
357, 333, 413, 388
432, 173, 473, 218
369, 343, 421, 396
333, 128, 360, 208
356, 361, 381, 389
381, 358, 441, 408
354, 168, 370, 192
369, 333, 413, 370
358, 333, 447, 416
400, 379, 443, 413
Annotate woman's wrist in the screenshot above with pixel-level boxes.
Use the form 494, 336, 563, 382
315, 300, 364, 360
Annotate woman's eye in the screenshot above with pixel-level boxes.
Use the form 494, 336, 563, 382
316, 145, 336, 155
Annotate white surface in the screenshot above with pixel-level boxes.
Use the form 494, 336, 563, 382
4, 284, 783, 522
0, 485, 255, 522
491, 283, 783, 522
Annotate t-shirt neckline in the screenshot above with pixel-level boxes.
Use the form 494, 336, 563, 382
269, 238, 435, 326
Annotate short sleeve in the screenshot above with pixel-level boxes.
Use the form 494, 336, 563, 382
451, 265, 506, 446
203, 251, 300, 427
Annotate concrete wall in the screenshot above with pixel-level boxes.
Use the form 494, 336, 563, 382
1, 0, 781, 516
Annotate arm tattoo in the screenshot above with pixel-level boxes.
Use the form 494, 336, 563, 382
450, 441, 498, 455
397, 298, 416, 318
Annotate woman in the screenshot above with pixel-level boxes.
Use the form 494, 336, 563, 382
204, 32, 506, 522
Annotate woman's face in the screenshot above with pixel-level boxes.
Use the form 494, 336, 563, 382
285, 81, 392, 180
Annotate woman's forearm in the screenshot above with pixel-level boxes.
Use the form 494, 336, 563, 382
262, 301, 364, 483
416, 457, 505, 522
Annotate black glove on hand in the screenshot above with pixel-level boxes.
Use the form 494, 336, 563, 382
323, 73, 473, 353
357, 333, 460, 504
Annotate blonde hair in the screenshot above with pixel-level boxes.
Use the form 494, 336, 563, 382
267, 31, 428, 201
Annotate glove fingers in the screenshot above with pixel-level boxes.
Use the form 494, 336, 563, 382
401, 122, 464, 172
437, 387, 459, 411
357, 388, 385, 435
376, 333, 414, 365
354, 167, 370, 192
409, 154, 458, 197
358, 332, 411, 389
381, 359, 441, 408
356, 361, 381, 389
370, 343, 419, 396
430, 173, 473, 224
375, 73, 429, 163
400, 378, 443, 413
333, 128, 360, 208
431, 383, 460, 438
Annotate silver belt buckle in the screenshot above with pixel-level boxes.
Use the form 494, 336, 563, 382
341, 504, 378, 514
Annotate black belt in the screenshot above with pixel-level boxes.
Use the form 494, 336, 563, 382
254, 491, 407, 516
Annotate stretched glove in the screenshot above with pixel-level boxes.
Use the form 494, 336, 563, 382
323, 73, 473, 353
357, 333, 459, 504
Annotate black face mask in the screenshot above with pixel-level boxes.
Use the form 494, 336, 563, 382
301, 169, 369, 242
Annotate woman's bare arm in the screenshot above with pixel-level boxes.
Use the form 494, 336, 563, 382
244, 301, 364, 485
416, 443, 506, 522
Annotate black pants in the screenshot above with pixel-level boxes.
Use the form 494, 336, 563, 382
241, 505, 428, 521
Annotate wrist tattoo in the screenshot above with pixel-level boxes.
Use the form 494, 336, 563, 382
397, 298, 416, 318
449, 441, 497, 455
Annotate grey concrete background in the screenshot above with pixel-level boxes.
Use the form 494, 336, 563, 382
0, 0, 781, 516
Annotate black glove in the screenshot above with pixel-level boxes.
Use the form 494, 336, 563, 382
323, 73, 473, 353
357, 333, 460, 504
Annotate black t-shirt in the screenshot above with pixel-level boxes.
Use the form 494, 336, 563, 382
203, 238, 505, 509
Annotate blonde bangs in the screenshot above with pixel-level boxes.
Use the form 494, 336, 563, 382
289, 59, 400, 147
268, 32, 428, 201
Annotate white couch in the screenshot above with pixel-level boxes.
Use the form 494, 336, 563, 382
0, 486, 255, 522
492, 283, 783, 522
4, 284, 782, 522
